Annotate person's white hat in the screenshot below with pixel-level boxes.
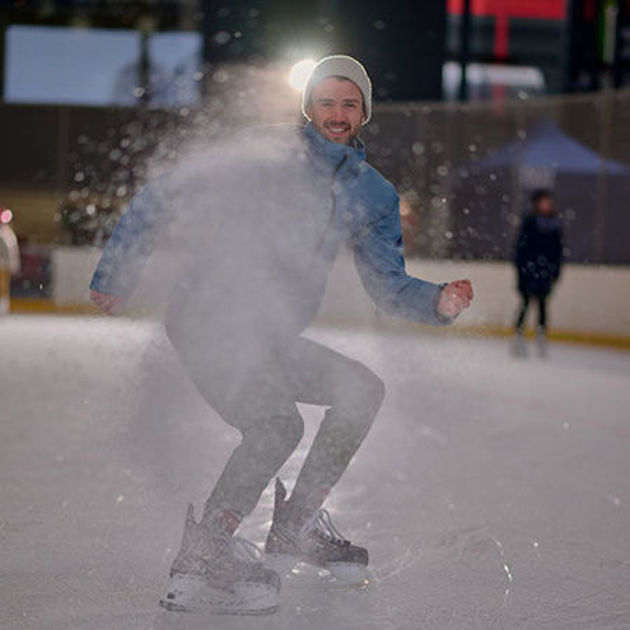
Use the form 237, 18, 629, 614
302, 55, 372, 124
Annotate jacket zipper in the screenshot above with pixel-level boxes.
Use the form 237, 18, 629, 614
313, 154, 349, 258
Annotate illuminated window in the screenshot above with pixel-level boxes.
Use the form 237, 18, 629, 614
5, 25, 202, 107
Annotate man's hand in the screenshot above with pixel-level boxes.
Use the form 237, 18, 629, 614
90, 290, 125, 315
437, 279, 474, 318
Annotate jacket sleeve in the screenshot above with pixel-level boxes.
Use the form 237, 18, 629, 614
514, 215, 530, 269
89, 177, 174, 297
351, 197, 453, 326
550, 223, 564, 281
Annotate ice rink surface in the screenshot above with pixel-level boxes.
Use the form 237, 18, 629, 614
1, 315, 629, 630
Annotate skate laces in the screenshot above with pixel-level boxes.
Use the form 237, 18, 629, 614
230, 535, 263, 563
202, 510, 263, 565
303, 509, 348, 545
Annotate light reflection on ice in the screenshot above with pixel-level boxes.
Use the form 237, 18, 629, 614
490, 536, 513, 606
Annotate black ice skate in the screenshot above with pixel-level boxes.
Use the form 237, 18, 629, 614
265, 478, 369, 587
160, 504, 280, 615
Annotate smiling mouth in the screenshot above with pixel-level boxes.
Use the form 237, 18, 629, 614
325, 124, 350, 135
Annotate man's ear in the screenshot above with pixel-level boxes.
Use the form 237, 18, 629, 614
305, 104, 313, 119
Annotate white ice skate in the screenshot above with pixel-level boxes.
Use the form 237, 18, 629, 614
511, 330, 527, 357
536, 326, 548, 358
265, 479, 370, 589
160, 504, 280, 615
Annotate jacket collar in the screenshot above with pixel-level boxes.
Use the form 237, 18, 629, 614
302, 122, 366, 174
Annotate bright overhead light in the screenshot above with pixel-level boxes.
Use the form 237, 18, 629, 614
288, 59, 316, 92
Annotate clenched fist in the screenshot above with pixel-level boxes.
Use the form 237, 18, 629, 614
437, 279, 474, 318
90, 290, 125, 315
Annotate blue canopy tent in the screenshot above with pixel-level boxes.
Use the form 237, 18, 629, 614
453, 120, 630, 263
470, 120, 629, 176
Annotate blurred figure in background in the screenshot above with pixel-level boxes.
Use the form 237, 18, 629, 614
512, 189, 563, 357
0, 209, 21, 315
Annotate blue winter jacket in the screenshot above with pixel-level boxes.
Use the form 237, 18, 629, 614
90, 123, 451, 336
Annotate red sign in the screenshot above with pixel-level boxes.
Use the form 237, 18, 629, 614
448, 0, 567, 59
447, 0, 566, 20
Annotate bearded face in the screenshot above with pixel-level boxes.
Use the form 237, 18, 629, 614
306, 77, 366, 145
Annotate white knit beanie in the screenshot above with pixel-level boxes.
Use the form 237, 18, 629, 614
302, 55, 372, 124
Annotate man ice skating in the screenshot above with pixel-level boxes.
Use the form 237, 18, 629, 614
90, 55, 473, 615
512, 189, 563, 357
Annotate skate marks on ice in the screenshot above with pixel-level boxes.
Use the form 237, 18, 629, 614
434, 526, 513, 605
132, 326, 630, 629
0, 317, 175, 630
148, 328, 630, 630
308, 329, 630, 628
2, 318, 630, 629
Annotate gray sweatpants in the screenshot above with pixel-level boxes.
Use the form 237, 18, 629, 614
167, 327, 385, 523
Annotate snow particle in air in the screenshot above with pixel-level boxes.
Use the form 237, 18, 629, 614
213, 31, 231, 46
412, 142, 424, 155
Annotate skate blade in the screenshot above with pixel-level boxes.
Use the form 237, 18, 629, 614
324, 562, 370, 589
277, 560, 371, 591
160, 573, 279, 615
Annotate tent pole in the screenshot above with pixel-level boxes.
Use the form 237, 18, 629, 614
594, 91, 613, 263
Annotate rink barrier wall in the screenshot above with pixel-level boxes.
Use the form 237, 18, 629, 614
317, 254, 630, 349
8, 247, 630, 350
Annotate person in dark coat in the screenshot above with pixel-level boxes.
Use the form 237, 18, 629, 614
513, 189, 563, 356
